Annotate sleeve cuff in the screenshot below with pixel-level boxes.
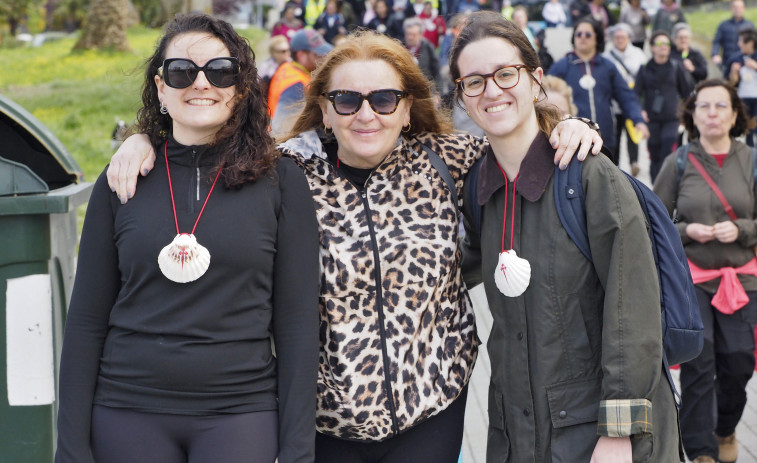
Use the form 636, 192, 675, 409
597, 398, 653, 437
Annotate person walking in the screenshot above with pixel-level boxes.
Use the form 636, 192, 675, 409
604, 23, 647, 175
712, 0, 755, 72
635, 30, 694, 181
654, 78, 757, 463
549, 17, 649, 163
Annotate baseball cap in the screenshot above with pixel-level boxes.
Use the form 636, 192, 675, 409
290, 29, 333, 56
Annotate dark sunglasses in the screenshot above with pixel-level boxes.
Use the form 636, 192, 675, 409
574, 31, 594, 38
322, 89, 408, 115
158, 57, 240, 89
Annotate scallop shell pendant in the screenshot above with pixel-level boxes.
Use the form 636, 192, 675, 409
579, 74, 596, 90
158, 233, 211, 283
494, 249, 531, 297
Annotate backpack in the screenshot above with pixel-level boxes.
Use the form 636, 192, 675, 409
465, 156, 704, 404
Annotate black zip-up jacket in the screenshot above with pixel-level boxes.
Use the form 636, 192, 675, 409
635, 58, 694, 122
55, 137, 320, 463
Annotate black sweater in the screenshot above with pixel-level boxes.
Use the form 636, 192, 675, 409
55, 138, 320, 463
635, 59, 694, 122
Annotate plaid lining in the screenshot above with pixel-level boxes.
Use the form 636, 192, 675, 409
597, 399, 653, 437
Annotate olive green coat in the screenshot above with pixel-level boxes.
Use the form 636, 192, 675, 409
462, 134, 683, 463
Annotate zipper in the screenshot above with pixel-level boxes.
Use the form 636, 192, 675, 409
360, 189, 400, 436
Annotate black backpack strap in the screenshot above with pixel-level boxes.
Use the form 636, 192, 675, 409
420, 142, 459, 212
674, 143, 690, 193
553, 160, 593, 262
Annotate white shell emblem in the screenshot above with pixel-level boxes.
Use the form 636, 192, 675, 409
158, 233, 211, 283
579, 75, 596, 90
494, 250, 531, 297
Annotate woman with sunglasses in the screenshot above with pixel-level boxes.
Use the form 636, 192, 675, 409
451, 11, 682, 462
54, 14, 319, 463
107, 29, 602, 463
549, 17, 650, 165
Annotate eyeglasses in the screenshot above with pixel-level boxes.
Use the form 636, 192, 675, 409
455, 64, 530, 97
158, 57, 240, 89
574, 31, 594, 39
653, 40, 671, 46
694, 101, 731, 111
322, 89, 408, 115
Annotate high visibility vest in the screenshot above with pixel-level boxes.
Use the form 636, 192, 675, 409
304, 0, 326, 26
267, 61, 311, 118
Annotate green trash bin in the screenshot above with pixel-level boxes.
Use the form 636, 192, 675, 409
0, 94, 93, 462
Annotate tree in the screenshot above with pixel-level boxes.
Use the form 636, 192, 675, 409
0, 0, 44, 35
73, 0, 130, 50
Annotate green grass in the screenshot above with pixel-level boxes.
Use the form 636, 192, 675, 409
1, 25, 266, 184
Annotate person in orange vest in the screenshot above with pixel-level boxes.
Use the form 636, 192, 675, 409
269, 29, 333, 136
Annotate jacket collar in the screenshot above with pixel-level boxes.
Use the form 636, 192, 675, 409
278, 129, 406, 184
162, 134, 217, 167
476, 132, 556, 205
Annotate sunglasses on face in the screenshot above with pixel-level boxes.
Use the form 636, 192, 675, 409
158, 57, 240, 89
574, 31, 594, 38
322, 89, 408, 115
455, 64, 530, 98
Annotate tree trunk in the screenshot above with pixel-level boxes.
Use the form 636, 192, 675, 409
73, 0, 130, 51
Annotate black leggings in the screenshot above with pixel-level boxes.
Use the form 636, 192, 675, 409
314, 386, 468, 463
91, 405, 278, 463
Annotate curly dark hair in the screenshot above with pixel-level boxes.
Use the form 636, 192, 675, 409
448, 11, 562, 136
680, 78, 757, 139
136, 13, 277, 188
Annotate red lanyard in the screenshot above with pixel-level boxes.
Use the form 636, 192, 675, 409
164, 141, 222, 235
495, 161, 519, 253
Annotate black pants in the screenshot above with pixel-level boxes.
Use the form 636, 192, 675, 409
680, 287, 757, 461
91, 405, 279, 463
648, 119, 679, 183
314, 386, 468, 463
742, 97, 757, 147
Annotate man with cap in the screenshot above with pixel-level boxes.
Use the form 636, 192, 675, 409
268, 29, 333, 136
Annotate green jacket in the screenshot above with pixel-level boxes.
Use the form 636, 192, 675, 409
653, 139, 757, 293
462, 134, 682, 462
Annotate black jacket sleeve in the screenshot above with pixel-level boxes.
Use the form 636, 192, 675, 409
55, 169, 121, 463
272, 157, 320, 463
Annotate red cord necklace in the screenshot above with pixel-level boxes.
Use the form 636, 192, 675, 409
157, 141, 222, 283
492, 161, 531, 297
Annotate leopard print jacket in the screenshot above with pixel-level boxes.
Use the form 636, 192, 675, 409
278, 130, 485, 441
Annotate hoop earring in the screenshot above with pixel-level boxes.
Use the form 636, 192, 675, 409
160, 101, 168, 115
402, 122, 411, 133
324, 126, 333, 136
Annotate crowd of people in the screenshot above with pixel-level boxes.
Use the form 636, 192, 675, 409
52, 1, 757, 463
